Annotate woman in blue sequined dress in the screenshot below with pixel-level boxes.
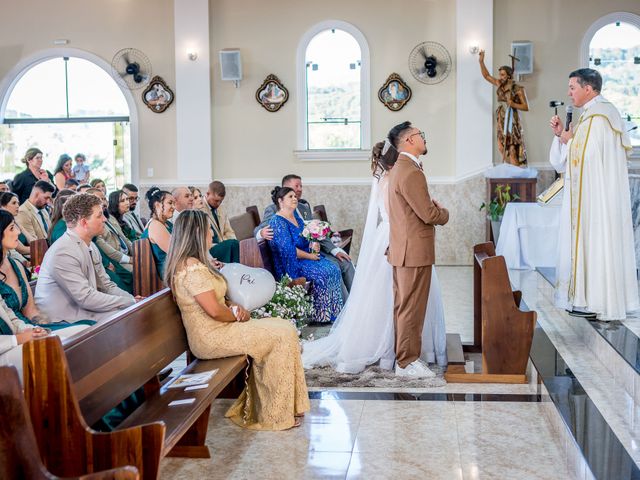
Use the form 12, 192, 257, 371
268, 187, 343, 323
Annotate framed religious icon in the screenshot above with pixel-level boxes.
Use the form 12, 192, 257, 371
255, 74, 289, 112
142, 76, 174, 113
378, 73, 412, 111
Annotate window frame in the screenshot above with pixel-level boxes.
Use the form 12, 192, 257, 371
0, 47, 139, 182
580, 11, 640, 159
295, 20, 371, 161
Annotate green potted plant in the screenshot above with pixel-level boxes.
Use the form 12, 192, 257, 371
480, 184, 519, 243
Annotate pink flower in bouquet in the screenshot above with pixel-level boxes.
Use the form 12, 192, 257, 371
301, 220, 331, 242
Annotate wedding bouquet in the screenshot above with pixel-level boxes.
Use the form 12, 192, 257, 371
251, 275, 313, 337
301, 219, 331, 253
31, 265, 40, 281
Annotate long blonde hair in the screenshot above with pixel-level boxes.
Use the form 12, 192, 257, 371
164, 210, 225, 289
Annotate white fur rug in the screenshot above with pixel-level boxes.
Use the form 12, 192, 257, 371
304, 365, 446, 389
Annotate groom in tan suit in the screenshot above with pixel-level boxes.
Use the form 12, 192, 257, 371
386, 121, 449, 377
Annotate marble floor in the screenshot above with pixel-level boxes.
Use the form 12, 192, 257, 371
160, 398, 569, 480
160, 266, 581, 479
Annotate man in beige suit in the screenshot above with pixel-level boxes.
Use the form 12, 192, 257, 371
386, 121, 449, 377
35, 194, 138, 323
15, 180, 54, 242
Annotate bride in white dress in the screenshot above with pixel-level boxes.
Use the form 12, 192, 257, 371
302, 141, 447, 374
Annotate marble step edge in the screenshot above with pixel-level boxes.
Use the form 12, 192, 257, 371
528, 292, 640, 469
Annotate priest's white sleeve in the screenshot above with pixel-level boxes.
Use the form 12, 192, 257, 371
549, 136, 568, 173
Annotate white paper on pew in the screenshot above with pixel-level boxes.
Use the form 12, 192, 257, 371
166, 369, 218, 389
169, 398, 196, 406
185, 384, 209, 391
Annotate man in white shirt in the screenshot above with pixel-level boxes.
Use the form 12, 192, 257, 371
171, 186, 194, 223
122, 183, 145, 235
549, 68, 639, 320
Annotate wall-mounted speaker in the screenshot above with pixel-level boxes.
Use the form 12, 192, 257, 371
511, 41, 533, 75
219, 49, 242, 83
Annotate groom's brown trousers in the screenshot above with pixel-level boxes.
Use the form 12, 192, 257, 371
393, 265, 432, 368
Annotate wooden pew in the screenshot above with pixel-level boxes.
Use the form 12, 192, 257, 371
257, 239, 276, 277
445, 242, 536, 383
132, 238, 163, 297
0, 366, 140, 480
24, 289, 247, 479
312, 204, 353, 254
229, 211, 257, 241
230, 210, 264, 268
29, 238, 49, 268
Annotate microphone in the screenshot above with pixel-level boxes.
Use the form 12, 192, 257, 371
565, 106, 573, 131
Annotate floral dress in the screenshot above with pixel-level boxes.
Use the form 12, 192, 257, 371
268, 211, 343, 323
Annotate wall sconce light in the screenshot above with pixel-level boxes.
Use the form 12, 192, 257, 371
469, 44, 480, 55
187, 50, 198, 61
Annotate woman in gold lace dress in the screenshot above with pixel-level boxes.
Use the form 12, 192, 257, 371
165, 210, 309, 430
479, 50, 529, 166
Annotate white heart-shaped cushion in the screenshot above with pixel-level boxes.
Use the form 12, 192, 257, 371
220, 263, 276, 311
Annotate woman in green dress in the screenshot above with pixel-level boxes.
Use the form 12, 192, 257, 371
141, 187, 175, 278
48, 189, 77, 243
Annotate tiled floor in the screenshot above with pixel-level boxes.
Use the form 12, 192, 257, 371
160, 398, 569, 480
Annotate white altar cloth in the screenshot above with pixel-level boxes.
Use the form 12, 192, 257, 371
496, 202, 561, 270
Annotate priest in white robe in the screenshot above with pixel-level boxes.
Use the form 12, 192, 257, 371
549, 68, 639, 321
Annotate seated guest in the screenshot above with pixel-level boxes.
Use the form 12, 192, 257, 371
78, 183, 92, 193
141, 187, 175, 277
87, 189, 133, 293
64, 178, 80, 191
48, 189, 76, 243
122, 183, 145, 236
268, 187, 343, 323
166, 210, 310, 429
0, 181, 10, 193
109, 190, 138, 242
90, 178, 107, 195
53, 153, 74, 191
0, 210, 94, 330
12, 147, 54, 204
189, 186, 209, 214
0, 192, 31, 258
16, 180, 54, 242
205, 181, 239, 263
35, 194, 137, 323
171, 186, 194, 222
255, 174, 354, 300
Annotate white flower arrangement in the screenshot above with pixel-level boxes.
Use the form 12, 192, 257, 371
251, 275, 313, 337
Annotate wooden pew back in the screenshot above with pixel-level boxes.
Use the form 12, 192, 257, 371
132, 238, 164, 297
0, 365, 141, 480
63, 289, 185, 425
229, 211, 257, 241
312, 204, 353, 254
30, 238, 49, 268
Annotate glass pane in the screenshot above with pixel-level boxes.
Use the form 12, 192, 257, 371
66, 57, 129, 117
0, 122, 130, 190
306, 29, 361, 149
589, 22, 640, 146
5, 58, 68, 119
308, 122, 361, 150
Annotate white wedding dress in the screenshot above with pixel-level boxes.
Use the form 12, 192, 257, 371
302, 175, 447, 374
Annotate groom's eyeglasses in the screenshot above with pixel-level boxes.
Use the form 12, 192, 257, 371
406, 131, 426, 142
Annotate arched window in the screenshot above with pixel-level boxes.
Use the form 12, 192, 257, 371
296, 20, 371, 160
582, 13, 640, 152
0, 55, 133, 188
